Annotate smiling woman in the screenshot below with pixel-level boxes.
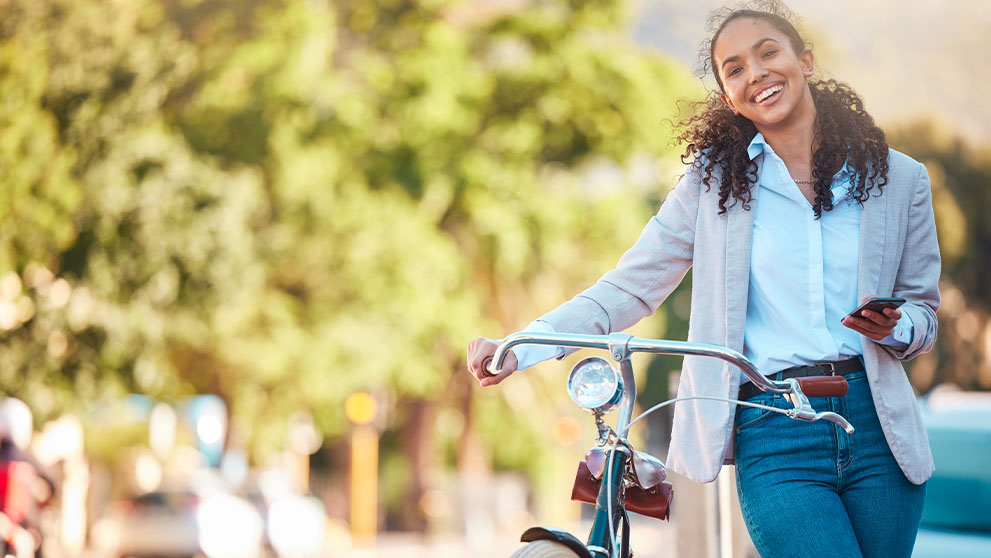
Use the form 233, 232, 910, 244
468, 1, 940, 557
679, 4, 890, 220
713, 20, 815, 133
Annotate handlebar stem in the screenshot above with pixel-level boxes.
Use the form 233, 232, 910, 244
608, 334, 637, 437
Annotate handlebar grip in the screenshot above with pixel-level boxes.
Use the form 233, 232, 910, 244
480, 356, 496, 377
796, 376, 849, 398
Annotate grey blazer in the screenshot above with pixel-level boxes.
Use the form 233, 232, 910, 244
537, 148, 940, 484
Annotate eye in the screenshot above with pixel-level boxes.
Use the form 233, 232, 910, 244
728, 67, 742, 76
762, 49, 777, 58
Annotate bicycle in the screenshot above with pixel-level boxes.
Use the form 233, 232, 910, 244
481, 331, 856, 558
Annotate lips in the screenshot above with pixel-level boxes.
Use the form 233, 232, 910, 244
752, 83, 784, 103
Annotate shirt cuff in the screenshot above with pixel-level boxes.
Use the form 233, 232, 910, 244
875, 311, 914, 349
511, 321, 565, 371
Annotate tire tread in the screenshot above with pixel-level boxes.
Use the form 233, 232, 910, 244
509, 539, 582, 558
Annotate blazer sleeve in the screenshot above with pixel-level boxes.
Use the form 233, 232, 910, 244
883, 162, 941, 360
537, 168, 702, 336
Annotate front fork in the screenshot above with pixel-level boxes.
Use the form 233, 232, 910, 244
586, 447, 631, 558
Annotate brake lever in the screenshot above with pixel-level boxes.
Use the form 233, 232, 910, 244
781, 378, 855, 435
814, 411, 855, 434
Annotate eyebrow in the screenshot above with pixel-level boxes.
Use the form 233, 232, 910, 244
719, 38, 781, 71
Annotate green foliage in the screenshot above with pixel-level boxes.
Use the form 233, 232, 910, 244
0, 31, 79, 270
0, 0, 698, 470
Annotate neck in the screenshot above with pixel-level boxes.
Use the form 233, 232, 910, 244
755, 88, 818, 178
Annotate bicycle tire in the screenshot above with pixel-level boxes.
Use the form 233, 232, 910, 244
510, 540, 584, 558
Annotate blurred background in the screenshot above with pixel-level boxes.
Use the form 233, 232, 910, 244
0, 0, 988, 557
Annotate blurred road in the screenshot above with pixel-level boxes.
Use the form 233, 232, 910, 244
75, 519, 676, 558
348, 518, 676, 558
349, 533, 525, 558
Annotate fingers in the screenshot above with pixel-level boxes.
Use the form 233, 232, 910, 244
842, 294, 901, 341
841, 311, 896, 341
479, 350, 518, 387
466, 337, 495, 379
881, 306, 903, 321
842, 316, 888, 340
861, 308, 898, 328
466, 337, 518, 386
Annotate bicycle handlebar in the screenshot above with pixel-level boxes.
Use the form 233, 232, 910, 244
487, 331, 854, 434
489, 331, 790, 395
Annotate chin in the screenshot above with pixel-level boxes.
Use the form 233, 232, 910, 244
748, 104, 803, 129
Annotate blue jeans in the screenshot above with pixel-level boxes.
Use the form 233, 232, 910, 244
733, 369, 926, 558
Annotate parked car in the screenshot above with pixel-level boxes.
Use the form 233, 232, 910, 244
913, 386, 991, 558
92, 484, 264, 558
92, 489, 201, 558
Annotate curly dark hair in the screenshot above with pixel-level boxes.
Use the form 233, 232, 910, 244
678, 1, 889, 218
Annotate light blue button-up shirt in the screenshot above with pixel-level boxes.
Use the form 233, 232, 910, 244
742, 133, 908, 376
513, 133, 911, 374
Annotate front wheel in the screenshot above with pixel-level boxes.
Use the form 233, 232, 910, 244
511, 540, 583, 558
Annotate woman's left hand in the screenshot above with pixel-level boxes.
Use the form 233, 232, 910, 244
841, 294, 902, 341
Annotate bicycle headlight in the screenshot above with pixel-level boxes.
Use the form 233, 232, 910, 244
567, 356, 624, 413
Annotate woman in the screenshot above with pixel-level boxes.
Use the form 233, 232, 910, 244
466, 2, 940, 557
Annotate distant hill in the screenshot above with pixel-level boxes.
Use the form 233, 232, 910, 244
632, 0, 991, 144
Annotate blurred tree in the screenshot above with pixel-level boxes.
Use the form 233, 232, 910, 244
1, 0, 698, 529
889, 123, 991, 393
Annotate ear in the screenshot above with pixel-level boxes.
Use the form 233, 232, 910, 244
800, 49, 815, 78
720, 93, 739, 115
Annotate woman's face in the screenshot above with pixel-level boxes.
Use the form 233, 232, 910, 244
712, 17, 815, 131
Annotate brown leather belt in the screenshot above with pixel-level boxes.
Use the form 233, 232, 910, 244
737, 356, 863, 401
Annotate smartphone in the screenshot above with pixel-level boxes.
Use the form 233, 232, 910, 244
846, 297, 906, 320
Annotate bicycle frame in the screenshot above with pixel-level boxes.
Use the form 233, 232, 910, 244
490, 331, 855, 558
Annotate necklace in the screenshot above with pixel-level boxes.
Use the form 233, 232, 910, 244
794, 178, 816, 185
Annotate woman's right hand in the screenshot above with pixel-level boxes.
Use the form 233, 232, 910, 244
466, 337, 519, 387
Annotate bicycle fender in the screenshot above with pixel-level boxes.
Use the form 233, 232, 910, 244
520, 526, 594, 558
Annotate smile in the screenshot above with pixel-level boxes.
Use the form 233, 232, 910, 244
753, 84, 783, 103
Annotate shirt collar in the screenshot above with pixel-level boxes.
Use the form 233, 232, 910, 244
748, 132, 856, 188
747, 133, 766, 161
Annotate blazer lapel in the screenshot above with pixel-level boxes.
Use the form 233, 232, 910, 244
724, 154, 760, 353
858, 185, 887, 299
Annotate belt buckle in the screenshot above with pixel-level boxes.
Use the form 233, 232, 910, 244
821, 362, 837, 376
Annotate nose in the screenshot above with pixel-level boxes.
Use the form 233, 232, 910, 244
749, 63, 769, 84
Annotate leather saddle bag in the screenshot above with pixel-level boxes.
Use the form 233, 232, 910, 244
570, 460, 673, 521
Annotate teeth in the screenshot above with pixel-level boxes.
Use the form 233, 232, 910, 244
755, 85, 783, 103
